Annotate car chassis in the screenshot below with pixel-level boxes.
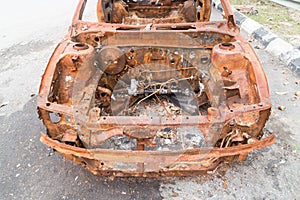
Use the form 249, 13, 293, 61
38, 0, 275, 177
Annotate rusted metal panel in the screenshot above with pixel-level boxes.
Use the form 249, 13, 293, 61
37, 0, 274, 176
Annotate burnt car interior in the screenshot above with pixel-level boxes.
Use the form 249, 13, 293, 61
37, 0, 274, 176
97, 0, 212, 24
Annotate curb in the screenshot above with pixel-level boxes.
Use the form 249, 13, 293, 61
212, 0, 300, 78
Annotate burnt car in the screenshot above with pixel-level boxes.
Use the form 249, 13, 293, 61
38, 0, 274, 177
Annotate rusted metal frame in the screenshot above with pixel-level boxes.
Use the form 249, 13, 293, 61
83, 163, 222, 177
41, 132, 275, 163
39, 103, 73, 117
38, 41, 70, 110
152, 22, 227, 30
72, 0, 87, 24
39, 78, 270, 127
74, 0, 235, 27
73, 33, 233, 49
220, 0, 234, 18
75, 20, 232, 29
86, 167, 221, 177
37, 0, 273, 177
39, 102, 269, 128
234, 34, 270, 102
72, 0, 236, 25
73, 20, 237, 35
38, 30, 235, 117
201, 0, 212, 22
85, 115, 211, 128
37, 42, 271, 128
72, 26, 237, 50
95, 0, 212, 23
74, 26, 237, 38
61, 152, 222, 176
97, 0, 105, 22
220, 0, 236, 27
127, 5, 177, 9
84, 104, 269, 127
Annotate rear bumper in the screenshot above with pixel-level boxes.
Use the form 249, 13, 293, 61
41, 131, 275, 177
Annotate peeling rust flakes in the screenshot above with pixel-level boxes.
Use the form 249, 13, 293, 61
37, 0, 273, 177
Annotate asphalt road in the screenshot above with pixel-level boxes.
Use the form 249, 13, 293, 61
0, 1, 300, 199
271, 0, 300, 11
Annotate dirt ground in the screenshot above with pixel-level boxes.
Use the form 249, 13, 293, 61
230, 0, 300, 48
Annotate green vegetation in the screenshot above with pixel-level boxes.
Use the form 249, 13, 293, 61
230, 0, 300, 47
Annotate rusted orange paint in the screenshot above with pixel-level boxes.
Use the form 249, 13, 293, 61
38, 0, 273, 176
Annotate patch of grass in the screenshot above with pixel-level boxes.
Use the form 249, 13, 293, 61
230, 0, 300, 47
292, 144, 297, 153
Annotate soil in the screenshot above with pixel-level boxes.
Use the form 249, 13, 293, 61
230, 0, 300, 48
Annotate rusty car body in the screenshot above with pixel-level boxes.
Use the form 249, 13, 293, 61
37, 0, 274, 177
